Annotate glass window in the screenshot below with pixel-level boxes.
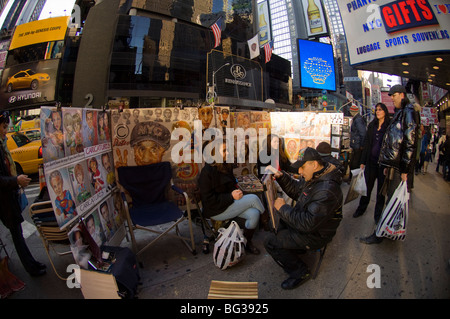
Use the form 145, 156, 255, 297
109, 15, 210, 94
12, 132, 31, 148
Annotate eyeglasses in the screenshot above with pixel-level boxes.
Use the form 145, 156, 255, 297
0, 111, 9, 118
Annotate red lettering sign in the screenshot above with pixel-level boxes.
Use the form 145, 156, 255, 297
381, 0, 438, 34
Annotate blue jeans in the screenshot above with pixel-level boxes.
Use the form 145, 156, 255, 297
211, 194, 264, 229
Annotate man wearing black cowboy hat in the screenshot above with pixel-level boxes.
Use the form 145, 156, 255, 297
264, 147, 343, 289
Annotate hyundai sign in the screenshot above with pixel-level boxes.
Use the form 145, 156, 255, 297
297, 39, 336, 91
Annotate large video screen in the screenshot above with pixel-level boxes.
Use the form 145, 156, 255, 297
297, 39, 336, 91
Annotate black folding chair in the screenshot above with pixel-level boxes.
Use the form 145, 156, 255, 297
117, 162, 196, 263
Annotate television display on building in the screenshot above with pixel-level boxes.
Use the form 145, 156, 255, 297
297, 39, 336, 91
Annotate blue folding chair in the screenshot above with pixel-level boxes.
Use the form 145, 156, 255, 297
117, 162, 196, 261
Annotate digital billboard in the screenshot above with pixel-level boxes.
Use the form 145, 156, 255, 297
297, 39, 336, 91
0, 59, 59, 109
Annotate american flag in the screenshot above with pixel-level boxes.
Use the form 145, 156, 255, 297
211, 17, 223, 48
264, 41, 273, 63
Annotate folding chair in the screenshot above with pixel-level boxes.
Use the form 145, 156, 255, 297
207, 280, 258, 299
79, 269, 121, 299
195, 199, 223, 254
29, 200, 72, 280
117, 162, 196, 262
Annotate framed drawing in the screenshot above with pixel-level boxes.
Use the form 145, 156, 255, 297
261, 174, 279, 232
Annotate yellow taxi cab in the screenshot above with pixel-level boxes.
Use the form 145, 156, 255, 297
6, 131, 42, 175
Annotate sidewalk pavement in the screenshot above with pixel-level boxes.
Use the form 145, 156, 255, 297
1, 160, 449, 299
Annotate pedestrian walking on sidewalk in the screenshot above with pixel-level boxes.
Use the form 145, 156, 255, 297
360, 85, 418, 245
423, 144, 432, 174
349, 104, 367, 171
353, 103, 390, 223
436, 132, 447, 174
419, 127, 431, 174
442, 135, 450, 181
0, 111, 46, 276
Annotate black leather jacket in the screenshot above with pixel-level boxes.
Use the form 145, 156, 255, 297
378, 103, 417, 174
276, 164, 343, 250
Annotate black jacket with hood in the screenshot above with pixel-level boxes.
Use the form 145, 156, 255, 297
276, 163, 343, 250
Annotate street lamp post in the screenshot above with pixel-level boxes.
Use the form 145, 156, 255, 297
208, 63, 230, 103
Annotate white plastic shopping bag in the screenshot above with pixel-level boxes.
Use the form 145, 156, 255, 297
354, 169, 367, 197
376, 181, 409, 241
344, 168, 365, 204
213, 221, 246, 270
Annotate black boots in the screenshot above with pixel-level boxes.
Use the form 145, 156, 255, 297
281, 272, 311, 290
243, 228, 260, 255
260, 211, 270, 231
360, 231, 383, 244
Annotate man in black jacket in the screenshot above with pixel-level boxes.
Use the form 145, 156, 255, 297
264, 147, 343, 289
349, 104, 367, 170
360, 84, 418, 244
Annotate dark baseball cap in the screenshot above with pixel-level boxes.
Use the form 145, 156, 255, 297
291, 147, 322, 170
388, 84, 406, 96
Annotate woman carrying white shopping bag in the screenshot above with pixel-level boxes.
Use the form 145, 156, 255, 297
353, 103, 390, 222
360, 85, 418, 245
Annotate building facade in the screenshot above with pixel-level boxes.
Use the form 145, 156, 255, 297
0, 0, 292, 114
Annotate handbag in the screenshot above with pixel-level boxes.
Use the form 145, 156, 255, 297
213, 221, 246, 270
376, 181, 409, 241
18, 188, 28, 212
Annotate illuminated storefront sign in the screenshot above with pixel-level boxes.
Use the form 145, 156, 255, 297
337, 0, 450, 66
380, 0, 439, 33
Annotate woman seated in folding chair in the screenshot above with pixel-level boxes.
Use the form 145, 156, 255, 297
198, 140, 265, 255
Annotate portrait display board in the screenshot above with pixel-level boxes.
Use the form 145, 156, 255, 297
270, 112, 343, 162
111, 106, 230, 209
40, 106, 124, 270
228, 111, 271, 176
261, 173, 279, 232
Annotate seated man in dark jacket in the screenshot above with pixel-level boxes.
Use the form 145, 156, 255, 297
264, 147, 343, 290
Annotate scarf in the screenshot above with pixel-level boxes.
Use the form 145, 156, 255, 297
1, 136, 17, 176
